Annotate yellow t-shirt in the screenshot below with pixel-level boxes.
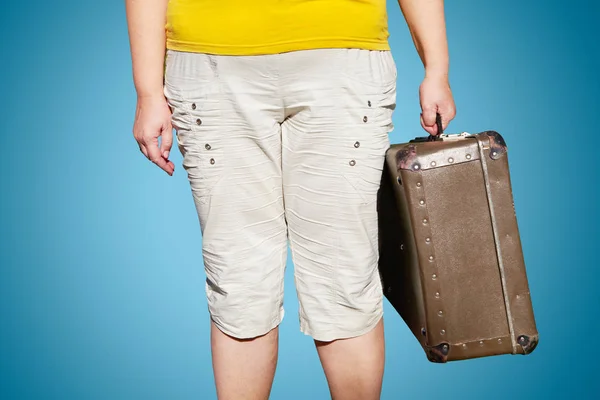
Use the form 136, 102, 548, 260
166, 0, 390, 56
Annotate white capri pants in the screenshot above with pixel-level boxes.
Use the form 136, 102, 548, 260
164, 48, 397, 342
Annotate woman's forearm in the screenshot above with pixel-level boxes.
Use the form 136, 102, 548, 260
397, 0, 449, 79
125, 0, 169, 98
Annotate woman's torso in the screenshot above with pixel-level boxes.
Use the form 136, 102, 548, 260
166, 0, 390, 56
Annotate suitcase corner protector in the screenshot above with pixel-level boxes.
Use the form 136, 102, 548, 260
426, 342, 450, 363
517, 333, 539, 355
481, 130, 508, 159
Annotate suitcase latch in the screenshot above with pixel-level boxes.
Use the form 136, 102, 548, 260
438, 132, 473, 141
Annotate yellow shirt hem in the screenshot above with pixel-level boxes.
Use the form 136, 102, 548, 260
166, 37, 391, 56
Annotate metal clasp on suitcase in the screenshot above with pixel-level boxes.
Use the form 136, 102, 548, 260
410, 132, 473, 143
437, 132, 473, 141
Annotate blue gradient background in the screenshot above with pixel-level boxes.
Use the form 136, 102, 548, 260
1, 0, 598, 399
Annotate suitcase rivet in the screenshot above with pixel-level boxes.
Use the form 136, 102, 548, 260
425, 237, 431, 243
423, 218, 428, 224
191, 103, 196, 110
210, 158, 216, 165
413, 164, 421, 170
440, 329, 446, 335
442, 344, 449, 352
419, 200, 425, 205
421, 327, 427, 336
448, 157, 454, 163
196, 118, 202, 125
438, 310, 443, 316
435, 292, 440, 298
416, 182, 422, 187
479, 341, 485, 346
498, 338, 503, 344
367, 101, 372, 107
431, 161, 437, 167
466, 154, 472, 160
363, 116, 368, 123
432, 274, 437, 280
354, 141, 360, 148
205, 143, 211, 150
462, 344, 468, 349
349, 160, 356, 166
518, 336, 527, 345
429, 255, 434, 261
492, 151, 498, 157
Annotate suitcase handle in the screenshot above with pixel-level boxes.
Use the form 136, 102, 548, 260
426, 113, 444, 142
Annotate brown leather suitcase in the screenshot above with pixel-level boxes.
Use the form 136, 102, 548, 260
377, 119, 539, 362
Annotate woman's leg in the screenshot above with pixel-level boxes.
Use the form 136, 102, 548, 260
211, 323, 279, 400
280, 48, 396, 399
316, 319, 385, 400
164, 50, 288, 399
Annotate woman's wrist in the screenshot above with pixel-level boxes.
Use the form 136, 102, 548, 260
424, 65, 449, 82
136, 89, 165, 101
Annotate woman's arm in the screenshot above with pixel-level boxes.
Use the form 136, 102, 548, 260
125, 0, 174, 175
398, 0, 456, 134
126, 0, 169, 98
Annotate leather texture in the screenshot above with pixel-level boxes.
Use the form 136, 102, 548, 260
378, 131, 538, 362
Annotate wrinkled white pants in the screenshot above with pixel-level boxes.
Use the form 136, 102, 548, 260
164, 48, 397, 341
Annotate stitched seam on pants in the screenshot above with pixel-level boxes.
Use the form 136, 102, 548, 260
277, 242, 286, 325
333, 214, 341, 335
